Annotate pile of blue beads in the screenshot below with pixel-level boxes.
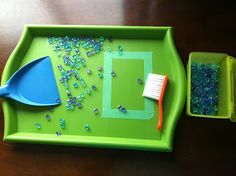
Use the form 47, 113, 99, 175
48, 35, 105, 58
48, 35, 125, 117
191, 62, 220, 115
48, 35, 107, 111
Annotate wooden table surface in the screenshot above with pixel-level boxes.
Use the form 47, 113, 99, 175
0, 0, 236, 175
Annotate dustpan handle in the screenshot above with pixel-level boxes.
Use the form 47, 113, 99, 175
0, 85, 9, 97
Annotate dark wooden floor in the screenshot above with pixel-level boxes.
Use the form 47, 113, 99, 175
0, 0, 236, 175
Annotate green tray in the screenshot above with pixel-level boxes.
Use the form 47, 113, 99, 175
1, 25, 186, 151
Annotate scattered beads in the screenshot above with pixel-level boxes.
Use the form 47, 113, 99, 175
191, 62, 219, 115
93, 108, 99, 114
137, 78, 143, 84
35, 123, 41, 129
48, 35, 111, 111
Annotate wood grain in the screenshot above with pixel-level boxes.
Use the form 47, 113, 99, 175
0, 0, 236, 175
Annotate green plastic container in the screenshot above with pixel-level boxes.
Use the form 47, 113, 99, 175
1, 25, 186, 151
187, 52, 236, 122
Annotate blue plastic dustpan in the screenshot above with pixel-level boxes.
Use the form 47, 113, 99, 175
0, 56, 61, 106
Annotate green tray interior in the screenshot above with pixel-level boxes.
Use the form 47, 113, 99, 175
2, 25, 186, 151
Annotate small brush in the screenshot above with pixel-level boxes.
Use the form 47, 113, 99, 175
143, 73, 168, 130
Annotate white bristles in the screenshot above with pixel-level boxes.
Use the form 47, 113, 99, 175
143, 73, 166, 100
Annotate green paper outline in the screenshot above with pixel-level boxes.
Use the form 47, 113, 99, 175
102, 51, 154, 119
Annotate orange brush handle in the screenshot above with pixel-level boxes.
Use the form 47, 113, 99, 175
157, 76, 168, 131
157, 100, 163, 130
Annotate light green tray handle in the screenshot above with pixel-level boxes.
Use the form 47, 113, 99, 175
230, 56, 236, 122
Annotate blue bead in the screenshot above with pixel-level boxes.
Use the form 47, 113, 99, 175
107, 46, 112, 53
91, 49, 95, 55
99, 36, 105, 42
48, 106, 54, 112
92, 85, 97, 90
118, 50, 123, 56
46, 114, 51, 121
98, 72, 103, 78
73, 82, 79, 88
93, 108, 99, 114
77, 102, 82, 108
111, 71, 116, 77
80, 93, 85, 98
117, 105, 122, 110
56, 98, 61, 103
97, 66, 103, 71
108, 37, 113, 42
84, 123, 89, 131
71, 96, 77, 103
137, 79, 143, 84
87, 69, 92, 75
81, 59, 86, 67
58, 65, 62, 71
121, 107, 126, 113
61, 123, 65, 129
77, 96, 83, 102
35, 123, 41, 129
56, 131, 61, 136
60, 118, 65, 123
48, 37, 53, 44
118, 45, 123, 51
86, 51, 91, 57
86, 89, 91, 95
